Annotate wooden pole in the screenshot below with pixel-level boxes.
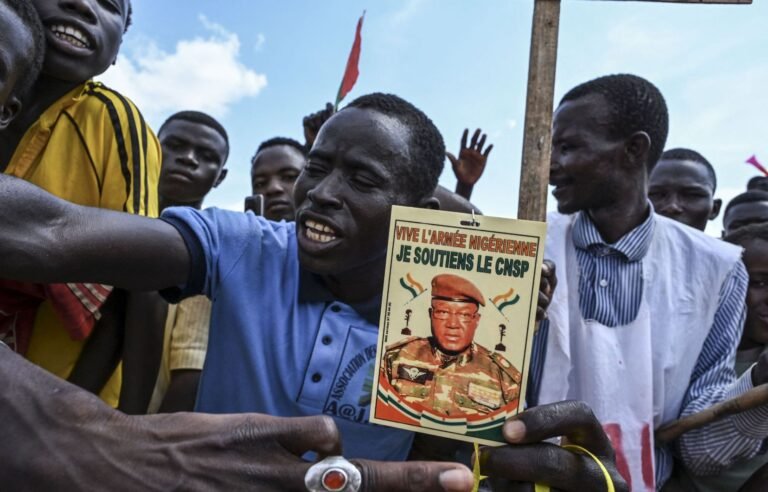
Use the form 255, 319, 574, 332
655, 383, 768, 444
517, 0, 561, 222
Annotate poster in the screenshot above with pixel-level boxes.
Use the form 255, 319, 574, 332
370, 206, 547, 446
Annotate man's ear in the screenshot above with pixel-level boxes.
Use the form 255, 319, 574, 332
0, 96, 22, 131
710, 198, 722, 221
625, 131, 651, 170
419, 196, 440, 210
214, 168, 228, 188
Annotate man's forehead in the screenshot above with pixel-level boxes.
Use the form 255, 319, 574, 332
650, 159, 713, 188
725, 201, 768, 224
252, 146, 305, 175
431, 299, 478, 310
728, 201, 768, 216
160, 119, 224, 143
314, 107, 411, 159
553, 94, 613, 136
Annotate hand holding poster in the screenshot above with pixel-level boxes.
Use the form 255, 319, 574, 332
371, 206, 546, 445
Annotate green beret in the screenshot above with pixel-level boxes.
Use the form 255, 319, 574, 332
431, 273, 485, 306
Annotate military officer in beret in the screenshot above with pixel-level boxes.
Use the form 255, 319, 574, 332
382, 273, 521, 416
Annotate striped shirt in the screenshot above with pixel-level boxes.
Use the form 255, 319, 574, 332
528, 209, 767, 488
147, 295, 212, 413
3, 80, 160, 215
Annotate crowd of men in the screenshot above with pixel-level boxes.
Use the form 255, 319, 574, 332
1, 0, 767, 491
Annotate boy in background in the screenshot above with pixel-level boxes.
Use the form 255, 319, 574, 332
147, 110, 229, 413
249, 137, 306, 222
649, 148, 721, 232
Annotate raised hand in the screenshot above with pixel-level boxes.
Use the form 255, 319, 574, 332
303, 102, 335, 149
480, 401, 629, 491
447, 128, 494, 200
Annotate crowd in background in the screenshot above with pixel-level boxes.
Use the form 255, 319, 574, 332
1, 0, 767, 491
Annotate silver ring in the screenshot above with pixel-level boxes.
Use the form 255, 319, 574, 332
305, 456, 362, 492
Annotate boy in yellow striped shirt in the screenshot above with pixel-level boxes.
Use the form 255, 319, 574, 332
0, 0, 160, 407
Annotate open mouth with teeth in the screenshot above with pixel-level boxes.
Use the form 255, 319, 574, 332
50, 24, 92, 49
304, 219, 339, 244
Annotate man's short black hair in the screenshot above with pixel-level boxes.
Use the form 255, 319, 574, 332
344, 92, 445, 202
560, 74, 669, 172
659, 147, 717, 192
252, 137, 307, 168
723, 190, 768, 219
3, 0, 45, 99
747, 176, 768, 190
158, 110, 229, 150
724, 221, 768, 246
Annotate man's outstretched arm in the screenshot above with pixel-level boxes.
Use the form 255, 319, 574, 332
0, 344, 473, 491
0, 174, 189, 290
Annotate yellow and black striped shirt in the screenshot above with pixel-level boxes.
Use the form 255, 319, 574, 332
4, 80, 160, 215
3, 80, 161, 407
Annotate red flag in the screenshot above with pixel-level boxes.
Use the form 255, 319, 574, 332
335, 12, 365, 109
746, 155, 768, 177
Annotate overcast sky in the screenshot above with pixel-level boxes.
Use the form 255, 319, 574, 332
99, 0, 767, 236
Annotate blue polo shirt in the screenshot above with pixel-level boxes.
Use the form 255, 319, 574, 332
161, 207, 414, 460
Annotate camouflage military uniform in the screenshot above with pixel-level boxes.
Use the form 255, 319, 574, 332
382, 336, 521, 416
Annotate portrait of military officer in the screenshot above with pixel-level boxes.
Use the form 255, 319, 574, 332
382, 273, 521, 417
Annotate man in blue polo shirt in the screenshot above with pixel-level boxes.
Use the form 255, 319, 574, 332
159, 93, 447, 459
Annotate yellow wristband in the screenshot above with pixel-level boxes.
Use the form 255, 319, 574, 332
533, 444, 615, 492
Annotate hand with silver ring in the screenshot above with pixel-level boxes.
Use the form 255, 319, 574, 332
302, 453, 472, 492
0, 349, 472, 492
305, 456, 362, 492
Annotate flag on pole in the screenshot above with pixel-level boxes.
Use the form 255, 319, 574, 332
746, 155, 768, 177
335, 12, 365, 110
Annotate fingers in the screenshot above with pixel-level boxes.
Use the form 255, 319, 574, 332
273, 415, 342, 457
460, 129, 468, 150
536, 260, 556, 321
483, 144, 494, 158
353, 459, 473, 492
542, 259, 557, 291
536, 290, 550, 321
446, 152, 458, 167
539, 261, 556, 300
470, 128, 480, 148
477, 133, 487, 151
503, 401, 614, 458
480, 442, 607, 491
